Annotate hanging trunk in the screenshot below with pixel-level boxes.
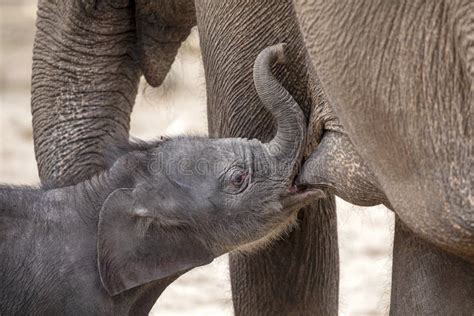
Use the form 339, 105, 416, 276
31, 0, 195, 187
32, 0, 140, 186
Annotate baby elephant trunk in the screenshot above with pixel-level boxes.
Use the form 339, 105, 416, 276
253, 44, 306, 176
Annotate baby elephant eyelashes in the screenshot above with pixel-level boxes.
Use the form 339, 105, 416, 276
223, 167, 250, 194
230, 169, 248, 187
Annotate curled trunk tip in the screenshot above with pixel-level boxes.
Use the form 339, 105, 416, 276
274, 43, 287, 64
253, 43, 306, 175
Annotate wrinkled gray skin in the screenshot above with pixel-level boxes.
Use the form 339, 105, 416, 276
294, 0, 474, 314
30, 0, 472, 315
1, 45, 322, 315
31, 1, 340, 315
195, 2, 341, 315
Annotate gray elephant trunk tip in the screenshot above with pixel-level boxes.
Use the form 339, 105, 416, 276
275, 43, 287, 64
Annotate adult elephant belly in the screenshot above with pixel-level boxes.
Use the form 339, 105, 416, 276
295, 0, 473, 261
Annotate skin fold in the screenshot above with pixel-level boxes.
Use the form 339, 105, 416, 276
1, 45, 323, 315
297, 131, 390, 208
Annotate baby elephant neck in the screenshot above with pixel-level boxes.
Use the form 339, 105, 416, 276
69, 168, 133, 223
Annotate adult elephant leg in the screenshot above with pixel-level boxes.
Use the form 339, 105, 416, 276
390, 217, 474, 315
32, 0, 195, 186
196, 1, 339, 315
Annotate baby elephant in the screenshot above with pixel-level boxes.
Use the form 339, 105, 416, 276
0, 44, 321, 315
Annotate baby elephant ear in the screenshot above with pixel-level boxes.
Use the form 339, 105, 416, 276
97, 188, 215, 296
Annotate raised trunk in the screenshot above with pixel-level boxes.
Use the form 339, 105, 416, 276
253, 44, 306, 174
195, 1, 339, 315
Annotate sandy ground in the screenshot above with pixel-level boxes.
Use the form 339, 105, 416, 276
0, 2, 395, 315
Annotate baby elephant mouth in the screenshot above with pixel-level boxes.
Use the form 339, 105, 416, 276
281, 184, 326, 212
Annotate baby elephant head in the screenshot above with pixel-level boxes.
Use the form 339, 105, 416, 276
97, 44, 323, 296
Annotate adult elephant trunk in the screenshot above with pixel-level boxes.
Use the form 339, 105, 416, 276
253, 44, 306, 172
31, 0, 195, 187
31, 1, 140, 187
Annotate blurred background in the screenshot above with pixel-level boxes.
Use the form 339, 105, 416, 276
0, 1, 395, 315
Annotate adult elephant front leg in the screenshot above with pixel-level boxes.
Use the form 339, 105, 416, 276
196, 1, 339, 315
31, 0, 195, 187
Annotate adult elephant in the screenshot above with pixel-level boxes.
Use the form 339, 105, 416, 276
31, 0, 339, 315
294, 0, 474, 314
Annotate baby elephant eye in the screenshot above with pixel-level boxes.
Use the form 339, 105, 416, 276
230, 170, 248, 187
223, 167, 250, 194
